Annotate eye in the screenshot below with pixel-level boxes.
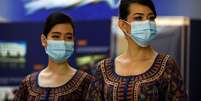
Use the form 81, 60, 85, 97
66, 36, 73, 40
149, 16, 155, 21
52, 35, 60, 38
64, 35, 73, 40
134, 16, 143, 21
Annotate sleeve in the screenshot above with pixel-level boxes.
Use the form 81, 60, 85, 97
84, 60, 106, 101
13, 78, 29, 101
85, 76, 102, 101
89, 59, 109, 101
166, 56, 188, 101
94, 60, 106, 100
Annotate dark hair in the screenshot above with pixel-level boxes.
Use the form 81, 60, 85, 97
119, 0, 157, 20
43, 12, 75, 37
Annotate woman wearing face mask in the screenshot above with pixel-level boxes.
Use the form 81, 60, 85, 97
95, 0, 187, 101
14, 12, 100, 101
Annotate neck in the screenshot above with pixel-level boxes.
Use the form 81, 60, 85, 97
124, 38, 156, 61
45, 59, 75, 75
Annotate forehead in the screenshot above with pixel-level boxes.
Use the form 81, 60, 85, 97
49, 23, 73, 33
128, 3, 154, 15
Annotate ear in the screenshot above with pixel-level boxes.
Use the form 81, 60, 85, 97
41, 34, 47, 48
118, 19, 131, 36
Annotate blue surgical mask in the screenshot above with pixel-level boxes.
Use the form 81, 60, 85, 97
129, 20, 157, 47
45, 40, 74, 62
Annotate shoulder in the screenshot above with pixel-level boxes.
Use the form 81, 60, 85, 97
162, 54, 179, 71
157, 53, 178, 68
81, 70, 95, 80
166, 55, 178, 66
93, 58, 113, 81
159, 54, 181, 78
16, 72, 39, 95
78, 70, 96, 84
96, 58, 113, 71
77, 70, 98, 91
20, 72, 38, 85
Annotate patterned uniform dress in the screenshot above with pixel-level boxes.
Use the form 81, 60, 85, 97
14, 70, 100, 101
95, 54, 187, 101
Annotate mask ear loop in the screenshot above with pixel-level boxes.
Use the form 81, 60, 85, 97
120, 20, 133, 38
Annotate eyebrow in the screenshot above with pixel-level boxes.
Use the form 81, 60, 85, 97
132, 13, 154, 16
65, 32, 73, 36
51, 32, 62, 35
132, 13, 144, 16
148, 13, 155, 16
51, 32, 73, 35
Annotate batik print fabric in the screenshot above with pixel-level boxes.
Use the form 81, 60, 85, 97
95, 54, 187, 101
14, 70, 100, 101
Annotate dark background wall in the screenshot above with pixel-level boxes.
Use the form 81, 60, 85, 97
190, 20, 201, 101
